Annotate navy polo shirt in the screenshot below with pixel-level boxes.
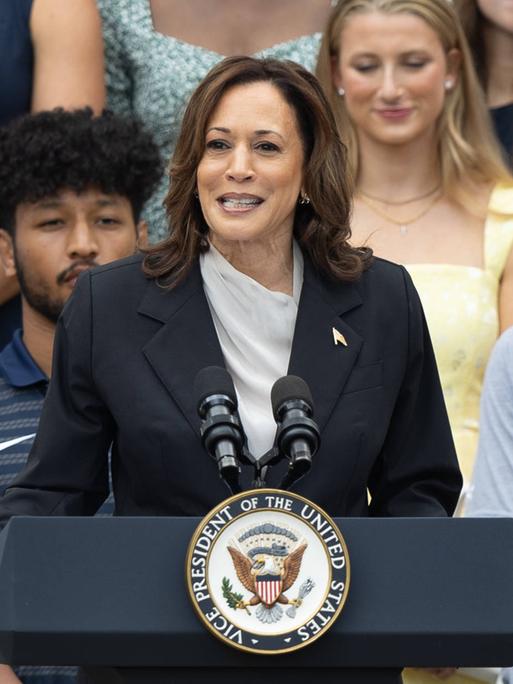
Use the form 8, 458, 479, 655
0, 327, 46, 386
0, 329, 115, 509
0, 329, 47, 496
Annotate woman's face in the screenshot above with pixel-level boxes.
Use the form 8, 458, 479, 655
332, 11, 459, 147
196, 81, 304, 252
477, 0, 513, 34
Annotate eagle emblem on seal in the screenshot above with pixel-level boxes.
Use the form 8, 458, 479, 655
223, 523, 314, 624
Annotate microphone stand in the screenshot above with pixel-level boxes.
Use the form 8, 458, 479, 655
247, 446, 308, 491
249, 447, 278, 489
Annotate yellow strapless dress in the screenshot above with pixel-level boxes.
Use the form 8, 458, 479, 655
407, 184, 513, 489
402, 185, 513, 684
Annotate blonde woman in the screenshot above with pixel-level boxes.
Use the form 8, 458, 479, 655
317, 0, 513, 512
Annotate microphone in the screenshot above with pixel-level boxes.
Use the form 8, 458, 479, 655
271, 375, 320, 488
194, 366, 245, 493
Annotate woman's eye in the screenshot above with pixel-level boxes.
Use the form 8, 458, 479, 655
404, 61, 427, 69
353, 63, 377, 73
256, 142, 279, 153
206, 140, 229, 151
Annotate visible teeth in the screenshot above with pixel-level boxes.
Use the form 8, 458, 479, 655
222, 197, 260, 207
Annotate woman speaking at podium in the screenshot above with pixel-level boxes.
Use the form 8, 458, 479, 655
0, 58, 460, 534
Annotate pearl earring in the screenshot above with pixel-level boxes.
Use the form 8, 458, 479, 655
337, 87, 345, 96
444, 79, 453, 90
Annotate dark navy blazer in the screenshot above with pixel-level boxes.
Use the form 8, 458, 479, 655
0, 252, 462, 524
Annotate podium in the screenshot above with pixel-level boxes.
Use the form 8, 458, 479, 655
1, 517, 512, 683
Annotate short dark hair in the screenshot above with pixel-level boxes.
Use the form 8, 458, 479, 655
0, 108, 163, 233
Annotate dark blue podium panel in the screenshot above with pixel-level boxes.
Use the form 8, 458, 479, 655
0, 517, 512, 668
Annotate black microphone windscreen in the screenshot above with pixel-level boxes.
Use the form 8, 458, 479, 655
194, 366, 237, 408
271, 375, 313, 420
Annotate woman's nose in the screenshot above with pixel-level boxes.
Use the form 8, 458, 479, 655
225, 145, 254, 182
378, 66, 403, 101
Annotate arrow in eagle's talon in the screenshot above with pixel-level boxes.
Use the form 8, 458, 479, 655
236, 600, 251, 615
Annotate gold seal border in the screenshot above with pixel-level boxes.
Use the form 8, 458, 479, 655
185, 488, 351, 655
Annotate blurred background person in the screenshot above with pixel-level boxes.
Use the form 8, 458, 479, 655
455, 0, 513, 165
317, 0, 513, 521
96, 0, 336, 242
0, 107, 162, 684
467, 326, 513, 517
466, 327, 513, 684
0, 0, 105, 351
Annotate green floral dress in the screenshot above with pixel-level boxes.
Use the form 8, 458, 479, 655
98, 0, 322, 242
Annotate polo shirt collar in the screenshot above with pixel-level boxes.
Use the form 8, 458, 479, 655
0, 329, 47, 388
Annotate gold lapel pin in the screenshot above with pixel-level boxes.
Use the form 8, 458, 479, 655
332, 327, 348, 347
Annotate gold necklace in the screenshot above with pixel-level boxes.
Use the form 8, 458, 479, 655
358, 191, 442, 236
358, 183, 441, 206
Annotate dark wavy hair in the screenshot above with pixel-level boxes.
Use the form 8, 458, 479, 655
143, 56, 372, 285
0, 107, 163, 233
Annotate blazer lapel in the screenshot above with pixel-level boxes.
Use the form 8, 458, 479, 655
138, 263, 225, 434
288, 258, 363, 431
137, 257, 364, 444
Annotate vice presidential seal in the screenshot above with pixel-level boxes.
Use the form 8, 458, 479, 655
186, 489, 350, 654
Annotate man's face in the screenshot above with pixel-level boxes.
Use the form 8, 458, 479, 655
0, 188, 144, 323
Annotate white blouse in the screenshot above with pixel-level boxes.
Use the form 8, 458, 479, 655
200, 242, 304, 459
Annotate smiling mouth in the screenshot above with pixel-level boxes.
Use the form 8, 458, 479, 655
375, 108, 413, 119
218, 195, 264, 212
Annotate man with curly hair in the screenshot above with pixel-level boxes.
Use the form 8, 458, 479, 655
0, 108, 162, 684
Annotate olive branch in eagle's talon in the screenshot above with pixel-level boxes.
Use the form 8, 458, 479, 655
222, 577, 251, 615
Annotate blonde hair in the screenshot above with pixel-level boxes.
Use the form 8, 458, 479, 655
316, 0, 511, 210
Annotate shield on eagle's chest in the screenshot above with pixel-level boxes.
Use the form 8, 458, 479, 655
255, 574, 283, 606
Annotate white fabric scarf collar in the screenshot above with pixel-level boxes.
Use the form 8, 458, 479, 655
200, 241, 304, 459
